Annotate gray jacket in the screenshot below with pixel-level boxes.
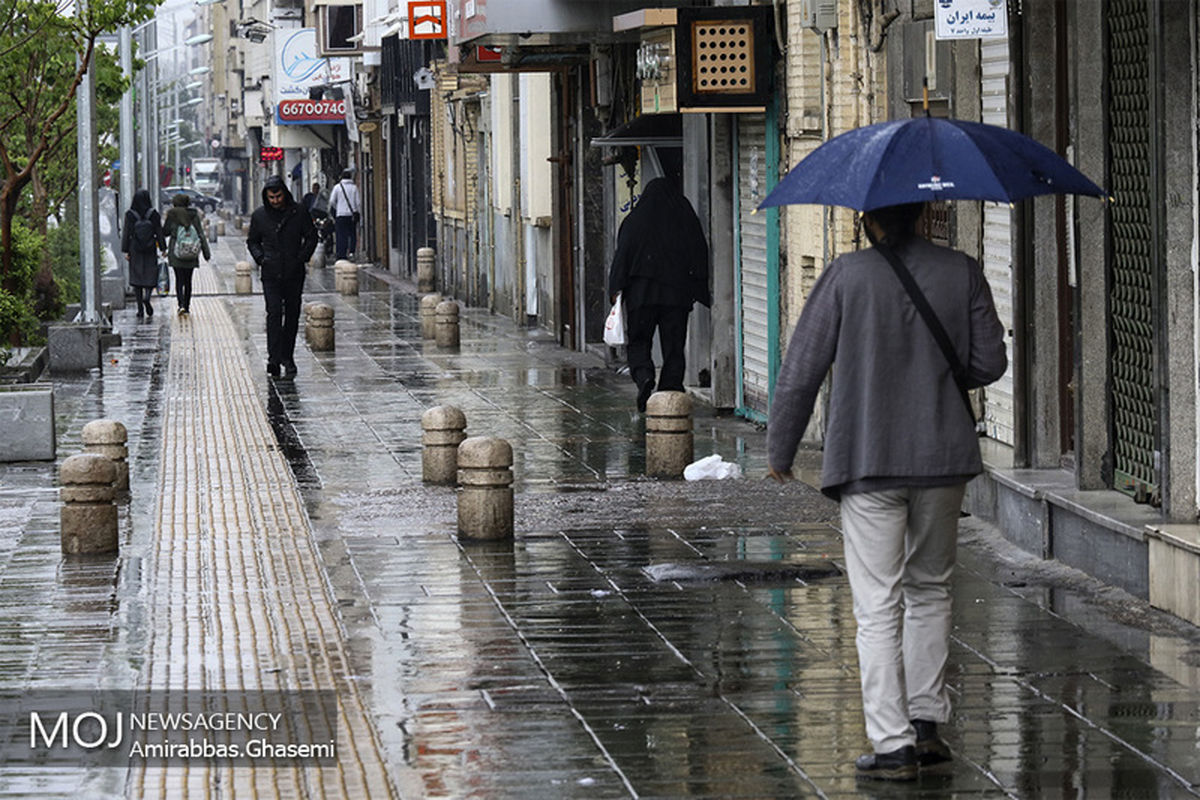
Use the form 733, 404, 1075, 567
766, 237, 1007, 499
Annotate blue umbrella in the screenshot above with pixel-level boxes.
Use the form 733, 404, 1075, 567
757, 117, 1106, 212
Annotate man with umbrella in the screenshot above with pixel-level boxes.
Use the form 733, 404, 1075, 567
768, 201, 1006, 780
761, 116, 1103, 780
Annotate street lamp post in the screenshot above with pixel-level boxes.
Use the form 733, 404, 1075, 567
76, 0, 100, 323
138, 23, 158, 193
123, 22, 212, 194
118, 27, 135, 213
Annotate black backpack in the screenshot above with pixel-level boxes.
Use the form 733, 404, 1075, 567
131, 208, 156, 251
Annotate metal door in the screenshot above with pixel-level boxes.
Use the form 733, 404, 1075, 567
1107, 0, 1161, 500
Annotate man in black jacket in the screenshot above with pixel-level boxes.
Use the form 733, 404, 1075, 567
247, 175, 318, 377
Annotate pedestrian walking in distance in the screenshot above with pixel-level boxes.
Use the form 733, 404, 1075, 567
329, 167, 360, 260
162, 193, 211, 316
247, 175, 317, 378
606, 176, 711, 412
766, 202, 1007, 781
301, 181, 321, 213
121, 188, 166, 319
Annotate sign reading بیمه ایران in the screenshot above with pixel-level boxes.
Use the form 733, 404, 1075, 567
274, 28, 352, 125
934, 0, 1007, 40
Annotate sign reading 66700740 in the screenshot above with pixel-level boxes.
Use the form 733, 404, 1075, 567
273, 28, 351, 125
278, 99, 346, 123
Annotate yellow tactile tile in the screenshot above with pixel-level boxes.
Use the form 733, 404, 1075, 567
130, 296, 397, 799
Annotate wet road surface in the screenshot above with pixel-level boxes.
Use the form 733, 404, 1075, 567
2, 238, 1200, 797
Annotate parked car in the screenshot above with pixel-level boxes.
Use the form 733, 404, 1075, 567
160, 186, 220, 213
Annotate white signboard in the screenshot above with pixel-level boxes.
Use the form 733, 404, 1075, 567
273, 28, 352, 125
935, 0, 1007, 40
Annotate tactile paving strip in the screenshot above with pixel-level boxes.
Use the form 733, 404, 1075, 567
130, 296, 396, 799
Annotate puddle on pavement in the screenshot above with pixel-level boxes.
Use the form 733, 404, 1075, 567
267, 381, 321, 489
642, 560, 841, 583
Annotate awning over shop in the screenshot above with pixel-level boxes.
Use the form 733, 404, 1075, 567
589, 113, 682, 147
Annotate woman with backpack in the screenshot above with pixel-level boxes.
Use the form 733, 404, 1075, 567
121, 189, 166, 318
162, 193, 211, 315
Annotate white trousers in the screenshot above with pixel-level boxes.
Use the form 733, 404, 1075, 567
839, 484, 966, 753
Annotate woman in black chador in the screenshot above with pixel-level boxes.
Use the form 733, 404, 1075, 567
607, 176, 711, 411
121, 188, 166, 318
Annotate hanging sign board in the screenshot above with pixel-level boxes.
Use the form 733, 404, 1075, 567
273, 28, 352, 125
408, 1, 448, 40
934, 0, 1007, 40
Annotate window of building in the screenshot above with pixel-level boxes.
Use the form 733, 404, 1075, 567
321, 5, 362, 53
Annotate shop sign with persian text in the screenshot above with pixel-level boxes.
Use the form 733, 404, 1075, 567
934, 0, 1007, 40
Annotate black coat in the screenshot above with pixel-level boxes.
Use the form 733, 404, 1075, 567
247, 180, 317, 282
607, 178, 711, 310
121, 189, 166, 288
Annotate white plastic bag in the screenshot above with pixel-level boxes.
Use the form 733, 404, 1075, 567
683, 454, 743, 481
603, 293, 627, 346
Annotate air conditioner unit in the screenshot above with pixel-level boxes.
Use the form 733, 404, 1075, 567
797, 0, 838, 33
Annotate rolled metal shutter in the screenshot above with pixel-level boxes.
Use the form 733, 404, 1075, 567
736, 114, 770, 416
1107, 0, 1160, 498
980, 37, 1015, 446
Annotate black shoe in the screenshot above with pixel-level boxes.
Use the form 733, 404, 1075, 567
282, 361, 297, 377
145, 304, 153, 317
855, 745, 917, 782
267, 362, 281, 377
912, 719, 952, 772
636, 381, 654, 413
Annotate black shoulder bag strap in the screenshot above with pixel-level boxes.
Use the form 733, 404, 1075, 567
337, 183, 355, 215
875, 240, 976, 424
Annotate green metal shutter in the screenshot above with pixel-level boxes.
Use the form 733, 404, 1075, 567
1107, 0, 1160, 499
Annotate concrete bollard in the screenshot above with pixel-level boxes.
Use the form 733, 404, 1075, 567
335, 259, 359, 296
435, 300, 460, 349
457, 437, 513, 540
235, 261, 253, 294
421, 405, 467, 484
81, 419, 129, 491
306, 303, 335, 351
417, 247, 436, 293
60, 453, 119, 555
420, 294, 441, 340
216, 220, 226, 237
645, 391, 694, 479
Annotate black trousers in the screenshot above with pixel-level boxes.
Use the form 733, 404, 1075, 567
173, 267, 194, 310
626, 304, 690, 392
135, 286, 154, 312
261, 275, 305, 367
334, 215, 356, 259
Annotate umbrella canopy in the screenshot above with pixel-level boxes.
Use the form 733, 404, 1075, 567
758, 117, 1106, 212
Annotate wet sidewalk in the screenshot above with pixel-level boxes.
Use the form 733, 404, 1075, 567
4, 238, 1200, 798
